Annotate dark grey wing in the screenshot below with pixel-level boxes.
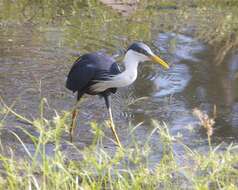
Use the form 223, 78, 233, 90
66, 58, 95, 93
110, 62, 121, 75
108, 62, 121, 94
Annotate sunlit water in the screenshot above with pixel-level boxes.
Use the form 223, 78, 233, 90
0, 4, 238, 163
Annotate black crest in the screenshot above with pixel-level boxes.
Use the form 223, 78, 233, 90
127, 42, 151, 56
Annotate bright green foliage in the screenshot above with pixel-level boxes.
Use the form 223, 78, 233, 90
0, 100, 237, 189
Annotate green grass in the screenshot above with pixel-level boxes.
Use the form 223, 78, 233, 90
0, 99, 238, 189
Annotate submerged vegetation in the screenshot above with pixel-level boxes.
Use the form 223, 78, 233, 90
0, 100, 238, 189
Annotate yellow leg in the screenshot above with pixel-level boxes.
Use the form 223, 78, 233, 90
70, 108, 79, 142
108, 107, 122, 148
70, 99, 81, 142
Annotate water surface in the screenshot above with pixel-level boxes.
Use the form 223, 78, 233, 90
0, 1, 238, 162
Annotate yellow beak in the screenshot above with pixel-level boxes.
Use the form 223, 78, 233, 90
150, 55, 169, 69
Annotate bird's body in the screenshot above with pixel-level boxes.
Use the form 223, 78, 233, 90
66, 52, 120, 98
66, 42, 169, 147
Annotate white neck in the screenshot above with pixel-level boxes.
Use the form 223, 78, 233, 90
89, 50, 145, 92
112, 51, 141, 87
124, 50, 140, 71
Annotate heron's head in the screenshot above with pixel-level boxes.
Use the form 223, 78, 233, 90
125, 42, 169, 69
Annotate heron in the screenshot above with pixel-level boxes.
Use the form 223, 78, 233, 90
66, 42, 169, 148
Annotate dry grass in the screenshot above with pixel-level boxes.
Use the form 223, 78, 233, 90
193, 108, 215, 137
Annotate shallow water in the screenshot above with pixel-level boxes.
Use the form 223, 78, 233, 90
0, 1, 238, 161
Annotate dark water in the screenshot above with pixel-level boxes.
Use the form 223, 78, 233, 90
0, 1, 238, 161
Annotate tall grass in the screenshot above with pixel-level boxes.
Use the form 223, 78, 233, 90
0, 99, 238, 189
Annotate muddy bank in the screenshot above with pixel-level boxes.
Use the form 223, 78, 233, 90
100, 0, 138, 16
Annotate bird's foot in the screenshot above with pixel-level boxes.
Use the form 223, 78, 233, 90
106, 121, 122, 148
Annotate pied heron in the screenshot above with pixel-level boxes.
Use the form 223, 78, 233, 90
66, 42, 169, 148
